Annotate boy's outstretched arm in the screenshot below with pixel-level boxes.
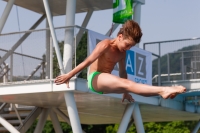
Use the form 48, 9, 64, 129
54, 39, 110, 85
118, 55, 134, 102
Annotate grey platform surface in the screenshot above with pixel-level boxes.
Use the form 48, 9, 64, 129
3, 0, 113, 15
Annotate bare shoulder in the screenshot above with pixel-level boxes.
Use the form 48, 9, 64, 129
91, 39, 112, 55
97, 39, 112, 48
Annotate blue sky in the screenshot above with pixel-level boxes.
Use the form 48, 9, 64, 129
0, 0, 200, 48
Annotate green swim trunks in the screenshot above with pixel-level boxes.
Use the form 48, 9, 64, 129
88, 71, 103, 94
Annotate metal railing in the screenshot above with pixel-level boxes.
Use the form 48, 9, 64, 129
1, 26, 200, 86
144, 37, 200, 84
0, 25, 89, 83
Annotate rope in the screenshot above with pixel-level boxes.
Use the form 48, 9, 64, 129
16, 6, 25, 76
109, 23, 114, 37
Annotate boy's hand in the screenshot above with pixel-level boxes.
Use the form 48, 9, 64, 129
122, 93, 134, 103
54, 73, 71, 88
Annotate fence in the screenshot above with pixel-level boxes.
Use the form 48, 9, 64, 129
143, 37, 200, 84
0, 26, 89, 83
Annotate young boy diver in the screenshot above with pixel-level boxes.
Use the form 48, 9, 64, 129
55, 20, 186, 102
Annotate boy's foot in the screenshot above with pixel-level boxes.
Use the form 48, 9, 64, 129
160, 86, 186, 99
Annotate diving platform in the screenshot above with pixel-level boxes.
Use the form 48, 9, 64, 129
4, 0, 113, 15
1, 0, 200, 132
0, 78, 200, 125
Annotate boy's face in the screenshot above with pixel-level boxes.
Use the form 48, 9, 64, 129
117, 34, 136, 52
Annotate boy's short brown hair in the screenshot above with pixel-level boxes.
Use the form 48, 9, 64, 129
117, 20, 143, 43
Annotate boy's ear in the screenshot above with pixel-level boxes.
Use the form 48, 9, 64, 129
118, 34, 123, 41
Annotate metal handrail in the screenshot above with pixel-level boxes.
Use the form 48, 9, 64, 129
143, 37, 200, 45
152, 71, 200, 80
0, 25, 88, 36
0, 25, 89, 82
0, 48, 43, 60
144, 37, 200, 82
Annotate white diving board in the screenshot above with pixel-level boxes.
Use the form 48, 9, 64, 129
1, 0, 200, 132
0, 78, 199, 124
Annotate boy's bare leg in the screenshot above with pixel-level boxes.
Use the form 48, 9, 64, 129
92, 73, 186, 99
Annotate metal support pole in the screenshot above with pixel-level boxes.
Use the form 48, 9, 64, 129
64, 92, 82, 133
167, 53, 170, 81
194, 57, 197, 79
195, 57, 197, 72
126, 118, 134, 132
0, 116, 20, 133
63, 0, 82, 133
133, 103, 145, 133
10, 54, 13, 82
12, 103, 23, 126
191, 61, 194, 79
192, 120, 200, 133
181, 52, 184, 80
184, 65, 187, 80
194, 69, 197, 79
34, 108, 49, 133
53, 108, 71, 125
18, 107, 42, 133
53, 108, 86, 133
133, 3, 141, 25
0, 103, 7, 112
3, 64, 8, 83
6, 65, 8, 82
191, 67, 194, 79
42, 62, 45, 79
143, 43, 146, 50
74, 31, 77, 75
0, 15, 45, 66
158, 43, 161, 86
117, 104, 135, 133
0, 0, 15, 33
50, 38, 53, 80
63, 0, 76, 73
45, 19, 51, 79
49, 109, 63, 133
43, 0, 65, 74
133, 3, 141, 47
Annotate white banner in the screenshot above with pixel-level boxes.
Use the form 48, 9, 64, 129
88, 30, 152, 85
